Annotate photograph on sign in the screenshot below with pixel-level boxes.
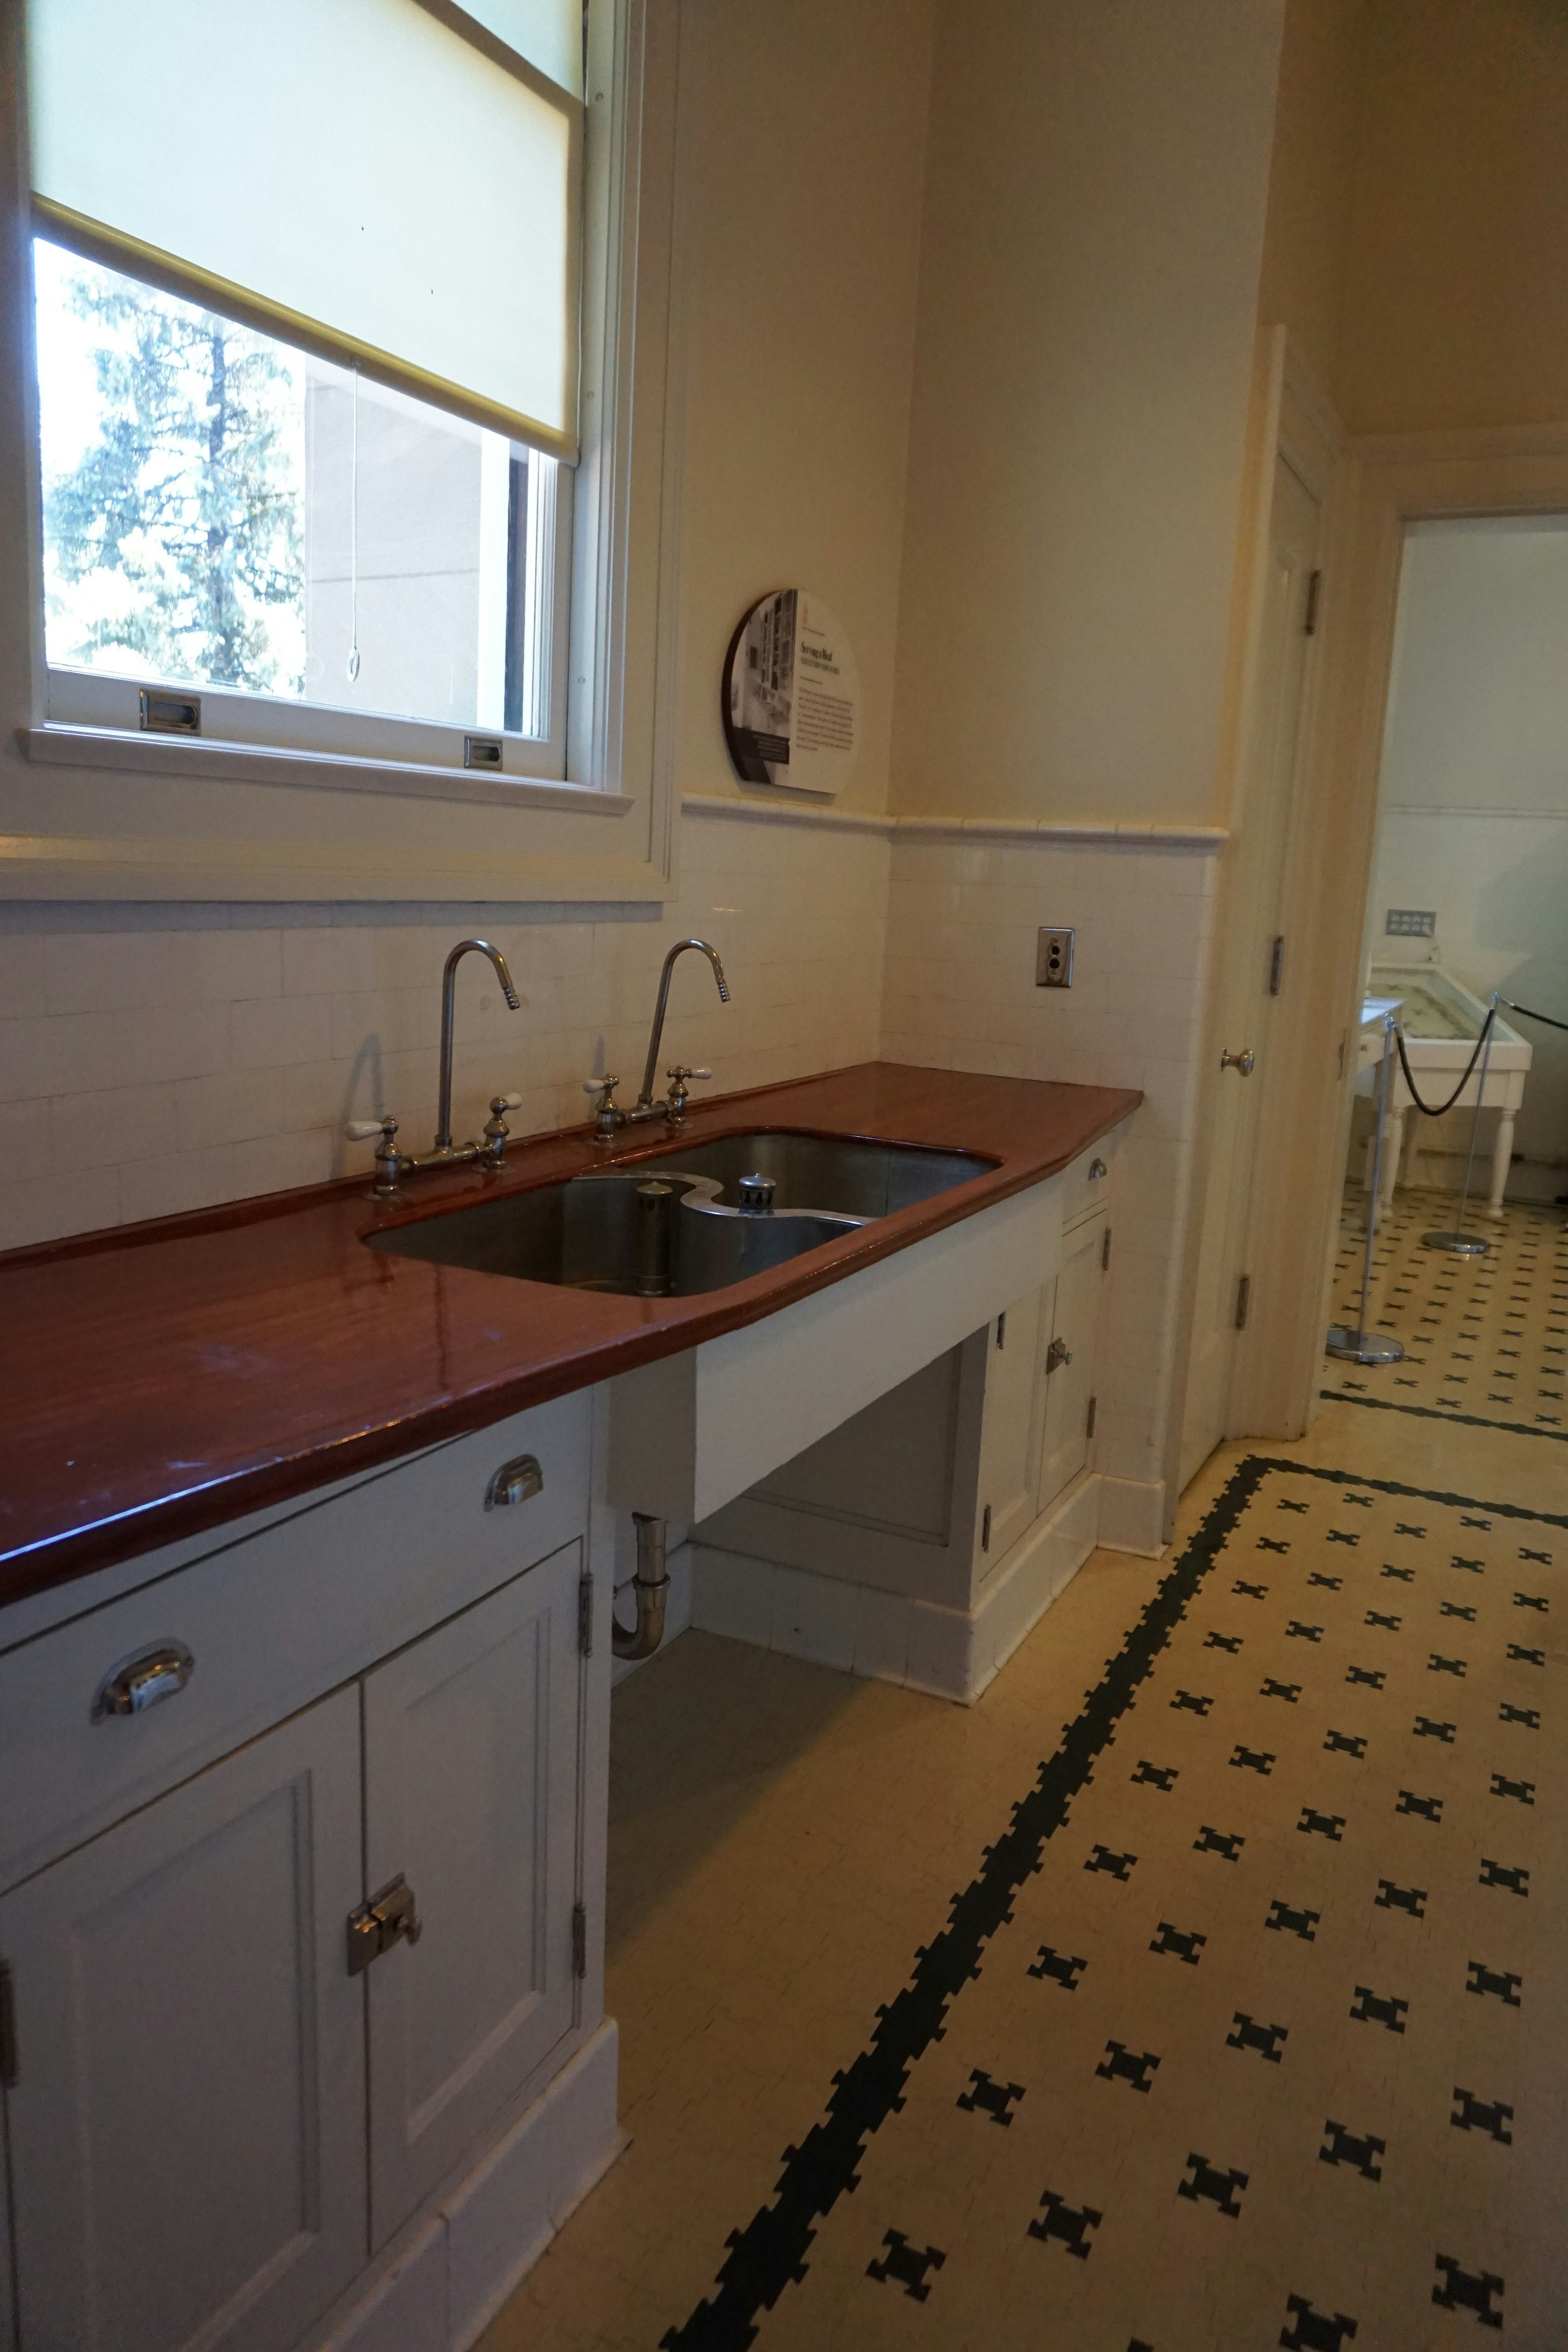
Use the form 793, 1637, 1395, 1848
721, 588, 859, 796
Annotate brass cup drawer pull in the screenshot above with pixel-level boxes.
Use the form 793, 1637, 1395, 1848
91, 1640, 194, 1720
484, 1453, 544, 1510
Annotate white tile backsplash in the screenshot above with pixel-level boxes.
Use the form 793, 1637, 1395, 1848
0, 804, 891, 1247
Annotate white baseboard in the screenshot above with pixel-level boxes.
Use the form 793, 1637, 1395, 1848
313, 2021, 625, 2352
1096, 1474, 1166, 1557
691, 1472, 1104, 1705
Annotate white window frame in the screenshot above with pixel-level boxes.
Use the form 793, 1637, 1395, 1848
0, 0, 684, 903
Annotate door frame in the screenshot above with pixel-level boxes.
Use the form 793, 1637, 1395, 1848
1238, 416, 1568, 1445
1166, 326, 1346, 1512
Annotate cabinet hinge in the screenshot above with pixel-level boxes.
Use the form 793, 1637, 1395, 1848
980, 1503, 992, 1553
1235, 1274, 1252, 1331
0, 1955, 17, 2087
571, 1902, 587, 1980
1268, 934, 1285, 997
578, 1572, 593, 1657
1086, 1394, 1097, 1440
1304, 567, 1322, 635
996, 1311, 1006, 1348
347, 1875, 422, 1976
1101, 1226, 1112, 1273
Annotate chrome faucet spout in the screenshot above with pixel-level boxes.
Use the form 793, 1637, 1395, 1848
436, 938, 519, 1149
637, 938, 729, 1110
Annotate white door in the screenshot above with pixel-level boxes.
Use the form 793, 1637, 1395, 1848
0, 1690, 366, 2352
974, 1288, 1048, 1571
1180, 450, 1323, 1487
362, 1542, 583, 2247
1036, 1214, 1106, 1512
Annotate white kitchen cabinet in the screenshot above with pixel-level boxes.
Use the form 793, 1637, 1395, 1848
0, 1690, 368, 2352
363, 1545, 584, 2247
1035, 1211, 1107, 1516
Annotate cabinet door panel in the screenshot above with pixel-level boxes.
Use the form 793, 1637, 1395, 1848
1037, 1213, 1106, 1513
363, 1541, 582, 2247
0, 1690, 365, 2352
975, 1286, 1048, 1571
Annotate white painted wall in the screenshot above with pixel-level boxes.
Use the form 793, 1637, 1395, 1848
1368, 517, 1568, 1184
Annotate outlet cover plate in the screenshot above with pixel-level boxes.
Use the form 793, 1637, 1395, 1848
1036, 927, 1074, 988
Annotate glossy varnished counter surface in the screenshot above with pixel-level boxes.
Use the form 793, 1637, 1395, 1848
0, 1063, 1139, 1604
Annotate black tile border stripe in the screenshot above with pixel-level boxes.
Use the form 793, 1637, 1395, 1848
1321, 1389, 1568, 1445
659, 1456, 1566, 2350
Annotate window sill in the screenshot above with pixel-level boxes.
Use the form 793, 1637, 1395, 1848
18, 723, 635, 819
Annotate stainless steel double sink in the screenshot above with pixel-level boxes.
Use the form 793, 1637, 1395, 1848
365, 1130, 995, 1297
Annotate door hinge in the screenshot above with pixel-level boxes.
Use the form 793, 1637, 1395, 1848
1304, 568, 1322, 635
347, 1874, 422, 1976
1101, 1226, 1112, 1273
571, 1901, 587, 1980
1268, 934, 1285, 996
1235, 1274, 1252, 1331
1086, 1394, 1097, 1440
980, 1503, 992, 1553
0, 1955, 17, 2087
996, 1310, 1006, 1349
578, 1572, 593, 1657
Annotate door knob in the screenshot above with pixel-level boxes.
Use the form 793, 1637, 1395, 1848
1221, 1048, 1256, 1077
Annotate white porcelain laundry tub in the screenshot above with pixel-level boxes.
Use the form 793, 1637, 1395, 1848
1356, 962, 1531, 1218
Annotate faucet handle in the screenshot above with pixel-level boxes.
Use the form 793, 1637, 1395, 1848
664, 1066, 711, 1123
582, 1074, 619, 1096
345, 1115, 409, 1199
481, 1092, 523, 1163
667, 1067, 712, 1083
583, 1074, 626, 1143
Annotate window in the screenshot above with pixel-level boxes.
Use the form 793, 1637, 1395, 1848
3, 1, 679, 898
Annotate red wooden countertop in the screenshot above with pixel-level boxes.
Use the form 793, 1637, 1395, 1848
0, 1062, 1139, 1606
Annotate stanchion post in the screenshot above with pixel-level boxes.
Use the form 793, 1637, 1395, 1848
1423, 989, 1499, 1257
1327, 1009, 1405, 1366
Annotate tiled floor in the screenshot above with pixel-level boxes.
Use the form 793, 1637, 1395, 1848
1326, 1190, 1567, 1437
480, 1228, 1567, 2352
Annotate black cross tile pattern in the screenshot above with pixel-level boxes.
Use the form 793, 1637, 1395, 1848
1027, 2192, 1100, 2259
1028, 1945, 1086, 1991
1177, 2152, 1247, 2218
1432, 2255, 1503, 2328
1226, 2011, 1287, 2063
1281, 2293, 1360, 2349
866, 2231, 946, 2301
1096, 2040, 1160, 2094
659, 1454, 1565, 2352
956, 2069, 1023, 2126
1319, 2120, 1385, 2181
1150, 1920, 1205, 1964
1453, 2089, 1514, 2144
1325, 1193, 1568, 1443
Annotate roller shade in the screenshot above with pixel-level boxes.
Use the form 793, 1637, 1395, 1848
27, 0, 583, 459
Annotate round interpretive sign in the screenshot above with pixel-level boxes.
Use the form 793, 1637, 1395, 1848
721, 588, 860, 796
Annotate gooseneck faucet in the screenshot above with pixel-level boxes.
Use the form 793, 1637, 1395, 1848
435, 938, 519, 1152
345, 935, 523, 1196
584, 937, 731, 1143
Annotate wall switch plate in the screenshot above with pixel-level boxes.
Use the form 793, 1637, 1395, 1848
1036, 927, 1074, 987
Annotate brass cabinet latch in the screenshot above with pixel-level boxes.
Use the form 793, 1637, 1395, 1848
1045, 1336, 1073, 1374
347, 1874, 423, 1975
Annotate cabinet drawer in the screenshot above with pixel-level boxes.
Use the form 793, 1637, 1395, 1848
1060, 1137, 1116, 1229
0, 1391, 589, 1890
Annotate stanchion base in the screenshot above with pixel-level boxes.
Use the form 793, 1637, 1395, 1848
1326, 1325, 1405, 1365
1421, 1230, 1490, 1256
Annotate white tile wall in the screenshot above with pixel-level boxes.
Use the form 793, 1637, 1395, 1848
879, 831, 1220, 1498
0, 807, 890, 1251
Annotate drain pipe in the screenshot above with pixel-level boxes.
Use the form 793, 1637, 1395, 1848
612, 1513, 671, 1661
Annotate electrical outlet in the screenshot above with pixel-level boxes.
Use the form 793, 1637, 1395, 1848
1036, 927, 1074, 988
